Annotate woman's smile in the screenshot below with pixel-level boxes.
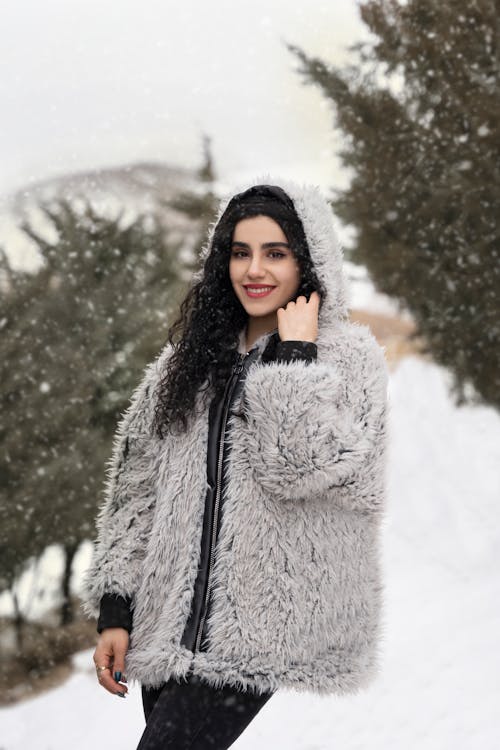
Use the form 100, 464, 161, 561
243, 284, 276, 298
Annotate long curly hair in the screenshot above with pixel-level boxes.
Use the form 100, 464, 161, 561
151, 184, 326, 439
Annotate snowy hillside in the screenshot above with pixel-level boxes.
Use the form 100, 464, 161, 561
1, 352, 499, 750
0, 161, 200, 273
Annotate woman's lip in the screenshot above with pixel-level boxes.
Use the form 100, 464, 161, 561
243, 286, 276, 298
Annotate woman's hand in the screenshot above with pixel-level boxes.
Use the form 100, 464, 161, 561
93, 628, 130, 697
277, 291, 320, 343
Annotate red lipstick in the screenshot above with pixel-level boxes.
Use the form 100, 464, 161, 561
243, 284, 276, 298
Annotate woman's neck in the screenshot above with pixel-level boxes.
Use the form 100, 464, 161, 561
244, 318, 279, 352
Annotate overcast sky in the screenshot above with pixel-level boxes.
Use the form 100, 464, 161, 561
1, 0, 370, 200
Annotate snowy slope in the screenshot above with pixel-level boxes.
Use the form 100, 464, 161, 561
1, 353, 499, 749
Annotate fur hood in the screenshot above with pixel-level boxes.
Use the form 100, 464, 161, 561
195, 171, 351, 334
81, 173, 389, 697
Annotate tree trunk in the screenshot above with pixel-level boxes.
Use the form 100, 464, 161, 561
60, 543, 78, 626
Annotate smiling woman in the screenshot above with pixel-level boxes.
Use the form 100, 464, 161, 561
81, 175, 389, 750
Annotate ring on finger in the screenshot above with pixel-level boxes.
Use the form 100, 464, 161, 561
95, 665, 110, 674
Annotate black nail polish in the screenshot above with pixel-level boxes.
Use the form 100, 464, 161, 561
114, 671, 122, 682
116, 691, 125, 697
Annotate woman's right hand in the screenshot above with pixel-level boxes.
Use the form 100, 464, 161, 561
93, 628, 130, 697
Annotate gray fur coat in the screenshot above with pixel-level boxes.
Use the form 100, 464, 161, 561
81, 173, 389, 697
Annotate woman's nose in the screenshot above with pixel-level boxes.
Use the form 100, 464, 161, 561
247, 259, 265, 276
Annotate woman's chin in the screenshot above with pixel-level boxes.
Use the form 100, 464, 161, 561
242, 302, 280, 317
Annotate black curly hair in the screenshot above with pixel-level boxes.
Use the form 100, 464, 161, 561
151, 184, 326, 438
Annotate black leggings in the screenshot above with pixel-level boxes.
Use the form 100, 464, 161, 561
136, 670, 275, 749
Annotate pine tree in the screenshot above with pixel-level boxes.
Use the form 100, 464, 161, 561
287, 0, 499, 408
157, 131, 220, 259
0, 198, 187, 620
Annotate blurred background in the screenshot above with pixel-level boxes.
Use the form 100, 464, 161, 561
0, 0, 498, 748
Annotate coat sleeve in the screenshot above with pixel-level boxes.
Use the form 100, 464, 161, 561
241, 330, 389, 507
274, 339, 318, 363
97, 592, 133, 633
80, 345, 172, 622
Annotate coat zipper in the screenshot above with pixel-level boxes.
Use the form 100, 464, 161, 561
193, 351, 248, 653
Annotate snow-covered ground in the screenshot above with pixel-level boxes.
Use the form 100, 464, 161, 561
1, 353, 499, 749
344, 259, 415, 321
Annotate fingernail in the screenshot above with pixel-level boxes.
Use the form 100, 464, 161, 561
114, 671, 122, 682
116, 691, 125, 698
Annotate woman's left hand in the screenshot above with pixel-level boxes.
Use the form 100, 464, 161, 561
277, 291, 320, 344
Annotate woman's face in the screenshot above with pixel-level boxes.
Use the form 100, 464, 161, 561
229, 215, 301, 319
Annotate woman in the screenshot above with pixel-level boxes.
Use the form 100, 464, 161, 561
81, 176, 389, 748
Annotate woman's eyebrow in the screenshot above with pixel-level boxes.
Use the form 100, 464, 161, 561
231, 241, 290, 249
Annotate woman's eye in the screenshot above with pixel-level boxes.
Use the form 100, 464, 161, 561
231, 251, 285, 259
